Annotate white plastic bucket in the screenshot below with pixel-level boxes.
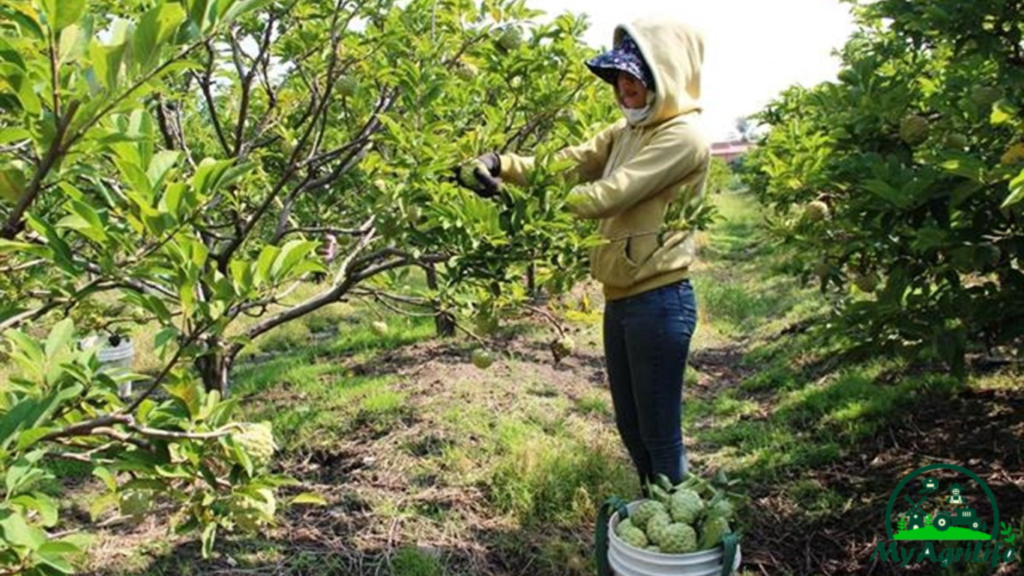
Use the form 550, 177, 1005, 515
608, 501, 741, 576
96, 338, 135, 398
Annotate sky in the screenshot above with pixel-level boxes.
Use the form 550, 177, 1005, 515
534, 0, 860, 141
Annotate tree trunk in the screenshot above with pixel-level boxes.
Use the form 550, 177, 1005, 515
196, 342, 232, 397
424, 263, 455, 338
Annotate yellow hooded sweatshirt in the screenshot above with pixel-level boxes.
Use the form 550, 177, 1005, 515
497, 17, 711, 301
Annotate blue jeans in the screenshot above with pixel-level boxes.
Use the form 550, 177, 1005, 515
603, 279, 698, 488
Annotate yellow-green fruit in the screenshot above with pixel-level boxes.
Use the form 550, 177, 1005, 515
970, 86, 1002, 109
646, 512, 672, 546
899, 115, 930, 146
232, 422, 277, 467
119, 489, 152, 518
475, 312, 499, 336
371, 320, 389, 336
668, 489, 703, 524
497, 27, 522, 52
456, 60, 479, 80
837, 68, 857, 84
631, 500, 668, 528
803, 200, 830, 222
944, 133, 968, 150
471, 348, 495, 369
553, 336, 575, 358
852, 271, 880, 293
619, 525, 649, 549
660, 523, 698, 554
338, 75, 358, 97
616, 518, 638, 537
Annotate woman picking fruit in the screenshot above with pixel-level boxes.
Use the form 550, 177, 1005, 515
454, 16, 711, 490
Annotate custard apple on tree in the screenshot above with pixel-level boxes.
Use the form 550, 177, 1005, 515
899, 115, 929, 146
232, 422, 277, 467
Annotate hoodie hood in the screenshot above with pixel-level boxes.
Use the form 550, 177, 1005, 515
612, 17, 704, 127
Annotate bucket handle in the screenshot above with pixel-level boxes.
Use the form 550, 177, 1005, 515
595, 495, 741, 576
720, 531, 740, 576
596, 496, 630, 576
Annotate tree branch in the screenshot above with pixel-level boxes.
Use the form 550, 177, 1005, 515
0, 101, 79, 239
197, 42, 233, 156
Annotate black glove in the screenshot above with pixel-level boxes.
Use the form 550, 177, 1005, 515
453, 152, 502, 198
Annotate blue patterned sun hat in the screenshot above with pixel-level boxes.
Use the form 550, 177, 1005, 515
585, 33, 654, 88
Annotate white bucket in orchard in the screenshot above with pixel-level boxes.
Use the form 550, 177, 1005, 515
95, 337, 135, 398
608, 501, 741, 576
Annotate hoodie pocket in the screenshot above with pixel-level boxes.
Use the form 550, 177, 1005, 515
591, 237, 641, 289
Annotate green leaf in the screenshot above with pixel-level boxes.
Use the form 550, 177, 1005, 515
154, 327, 179, 353
35, 540, 80, 573
862, 179, 911, 209
165, 379, 202, 418
12, 493, 59, 527
134, 3, 187, 70
1002, 170, 1024, 209
289, 492, 327, 506
201, 522, 217, 558
0, 128, 31, 145
271, 240, 317, 280
991, 100, 1018, 126
41, 0, 86, 32
222, 0, 274, 26
939, 156, 986, 183
191, 158, 236, 196
148, 151, 181, 190
93, 467, 117, 492
254, 245, 280, 287
16, 427, 56, 451
90, 41, 127, 93
44, 318, 75, 360
0, 510, 44, 550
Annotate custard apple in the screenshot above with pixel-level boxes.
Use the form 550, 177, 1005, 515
669, 489, 704, 524
899, 115, 929, 146
619, 525, 649, 549
631, 499, 668, 528
803, 200, 829, 222
616, 518, 637, 538
645, 512, 672, 546
232, 422, 277, 467
660, 523, 698, 554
